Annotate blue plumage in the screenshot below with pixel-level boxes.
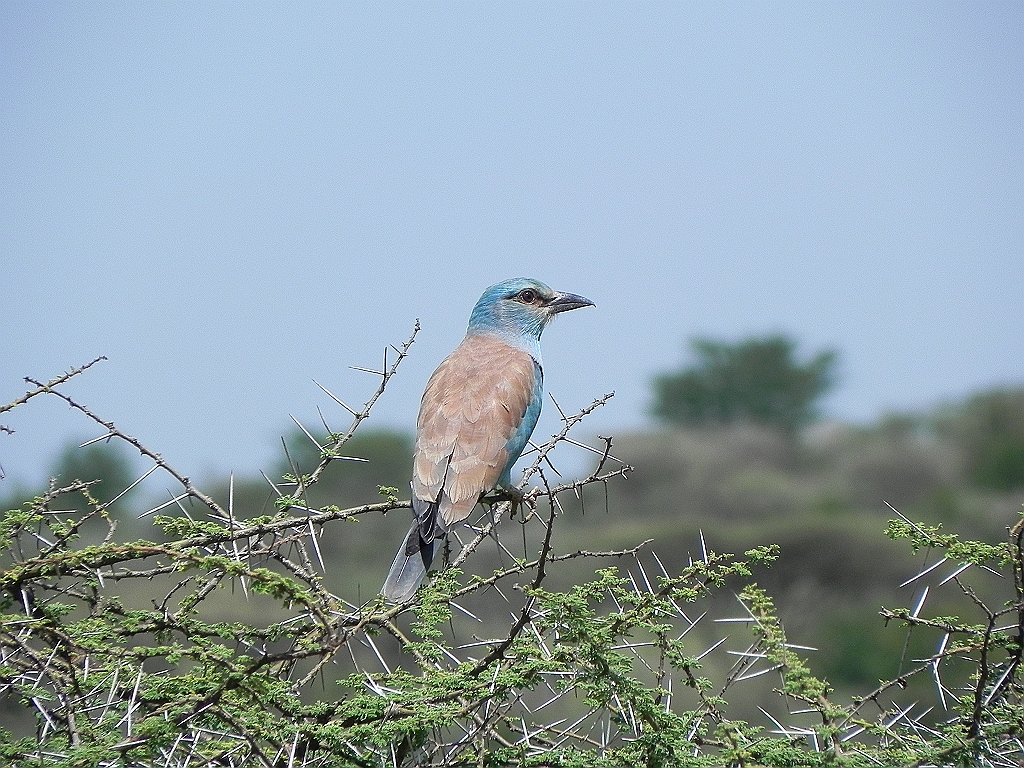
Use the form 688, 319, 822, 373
499, 359, 543, 487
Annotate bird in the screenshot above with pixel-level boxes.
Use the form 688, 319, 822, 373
382, 277, 594, 602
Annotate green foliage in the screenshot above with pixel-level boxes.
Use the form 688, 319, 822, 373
885, 516, 1009, 565
5, 351, 1024, 767
652, 335, 838, 434
4, 456, 1024, 766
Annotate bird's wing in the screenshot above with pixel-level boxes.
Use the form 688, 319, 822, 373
412, 334, 540, 530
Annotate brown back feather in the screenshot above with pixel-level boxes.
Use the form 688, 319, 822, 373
412, 334, 536, 528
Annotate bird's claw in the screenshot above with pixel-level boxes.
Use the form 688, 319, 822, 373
482, 487, 534, 520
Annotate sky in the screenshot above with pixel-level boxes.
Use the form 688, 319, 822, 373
2, 2, 1022, 489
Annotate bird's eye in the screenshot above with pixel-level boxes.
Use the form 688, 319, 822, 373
518, 289, 537, 304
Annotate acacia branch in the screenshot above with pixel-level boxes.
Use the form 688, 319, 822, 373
0, 356, 107, 420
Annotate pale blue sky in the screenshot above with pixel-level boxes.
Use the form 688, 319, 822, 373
2, 2, 1022, 487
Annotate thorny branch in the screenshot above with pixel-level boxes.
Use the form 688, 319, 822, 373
0, 356, 107, 422
2, 340, 1023, 768
0, 336, 643, 767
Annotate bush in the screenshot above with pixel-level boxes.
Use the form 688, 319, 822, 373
2, 350, 1023, 767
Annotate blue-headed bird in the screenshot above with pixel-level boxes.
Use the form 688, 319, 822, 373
382, 278, 594, 602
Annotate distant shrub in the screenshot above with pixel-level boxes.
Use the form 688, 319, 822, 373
933, 388, 1024, 491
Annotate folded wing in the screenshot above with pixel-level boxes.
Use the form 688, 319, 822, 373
414, 334, 539, 530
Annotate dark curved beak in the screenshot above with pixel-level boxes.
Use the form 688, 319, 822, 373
549, 291, 595, 314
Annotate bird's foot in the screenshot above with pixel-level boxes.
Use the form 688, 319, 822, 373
482, 487, 532, 520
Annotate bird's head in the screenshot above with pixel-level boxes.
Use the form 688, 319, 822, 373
467, 278, 594, 348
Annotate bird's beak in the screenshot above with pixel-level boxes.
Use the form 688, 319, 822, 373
548, 291, 595, 314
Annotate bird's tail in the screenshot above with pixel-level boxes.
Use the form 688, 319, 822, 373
381, 522, 437, 602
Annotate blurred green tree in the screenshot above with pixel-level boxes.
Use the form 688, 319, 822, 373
933, 388, 1024, 491
652, 335, 838, 435
275, 426, 414, 506
50, 439, 137, 512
